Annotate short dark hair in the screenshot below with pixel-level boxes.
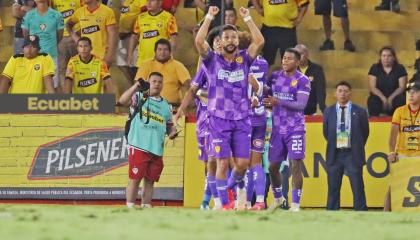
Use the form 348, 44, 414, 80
219, 24, 238, 37
154, 38, 171, 52
225, 7, 237, 16
149, 71, 163, 79
284, 48, 301, 60
77, 37, 92, 46
206, 26, 222, 50
335, 81, 352, 90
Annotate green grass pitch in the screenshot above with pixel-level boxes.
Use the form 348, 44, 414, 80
0, 204, 419, 240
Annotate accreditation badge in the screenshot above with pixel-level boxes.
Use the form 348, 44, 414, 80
337, 131, 350, 148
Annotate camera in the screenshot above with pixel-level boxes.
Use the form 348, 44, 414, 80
137, 78, 150, 92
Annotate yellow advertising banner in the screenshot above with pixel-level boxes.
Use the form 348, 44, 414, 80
0, 114, 184, 201
391, 157, 420, 212
184, 120, 393, 208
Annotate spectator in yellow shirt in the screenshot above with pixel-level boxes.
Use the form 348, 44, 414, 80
50, 0, 83, 89
66, 0, 117, 66
384, 81, 420, 211
0, 35, 55, 94
252, 0, 309, 66
117, 0, 147, 84
135, 39, 190, 106
127, 0, 178, 68
64, 37, 115, 94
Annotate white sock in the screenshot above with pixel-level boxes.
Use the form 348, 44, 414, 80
214, 198, 221, 207
141, 203, 152, 208
256, 195, 264, 203
126, 202, 135, 208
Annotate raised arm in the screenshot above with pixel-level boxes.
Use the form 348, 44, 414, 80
173, 85, 200, 125
238, 7, 264, 60
118, 81, 140, 107
195, 6, 219, 58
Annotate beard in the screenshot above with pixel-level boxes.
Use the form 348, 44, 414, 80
223, 44, 237, 54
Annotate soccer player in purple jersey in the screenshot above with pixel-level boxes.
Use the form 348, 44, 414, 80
196, 28, 223, 210
175, 6, 264, 210
247, 55, 269, 210
263, 48, 311, 212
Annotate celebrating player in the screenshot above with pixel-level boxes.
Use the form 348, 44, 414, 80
263, 48, 311, 212
175, 6, 264, 210
237, 31, 269, 210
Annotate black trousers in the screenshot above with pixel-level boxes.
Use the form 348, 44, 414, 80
367, 94, 406, 116
326, 150, 367, 211
261, 25, 297, 65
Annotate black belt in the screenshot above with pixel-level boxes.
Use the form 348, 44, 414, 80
336, 148, 351, 152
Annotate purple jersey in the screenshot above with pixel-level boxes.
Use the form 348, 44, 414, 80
270, 70, 311, 134
202, 50, 253, 120
249, 55, 269, 126
191, 63, 209, 137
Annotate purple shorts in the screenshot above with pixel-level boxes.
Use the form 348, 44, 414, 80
251, 124, 266, 153
268, 131, 306, 162
197, 135, 209, 162
208, 116, 251, 159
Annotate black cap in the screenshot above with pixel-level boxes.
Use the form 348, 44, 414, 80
23, 35, 41, 49
407, 81, 420, 91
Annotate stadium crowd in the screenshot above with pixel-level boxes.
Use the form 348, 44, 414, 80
0, 0, 419, 212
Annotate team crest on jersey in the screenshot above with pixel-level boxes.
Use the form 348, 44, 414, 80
291, 79, 298, 87
132, 167, 138, 174
215, 145, 220, 153
91, 71, 97, 77
235, 56, 243, 64
253, 139, 264, 148
70, 2, 76, 8
39, 24, 46, 31
308, 76, 314, 82
96, 17, 102, 24
34, 64, 40, 71
198, 149, 202, 157
157, 22, 163, 28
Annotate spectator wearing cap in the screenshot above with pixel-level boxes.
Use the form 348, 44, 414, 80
375, 0, 400, 13
367, 46, 407, 116
0, 35, 55, 94
134, 39, 191, 106
21, 0, 64, 90
295, 44, 327, 115
12, 0, 36, 54
384, 80, 420, 211
252, 0, 309, 65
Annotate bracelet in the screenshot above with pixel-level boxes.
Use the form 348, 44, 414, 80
196, 89, 202, 97
243, 15, 252, 22
205, 14, 214, 21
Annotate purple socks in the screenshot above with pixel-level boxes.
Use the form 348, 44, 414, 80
207, 175, 218, 198
292, 189, 302, 204
216, 179, 228, 205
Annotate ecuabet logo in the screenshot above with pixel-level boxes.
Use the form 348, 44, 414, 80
28, 128, 128, 180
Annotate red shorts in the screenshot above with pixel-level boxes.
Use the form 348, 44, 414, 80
128, 147, 164, 182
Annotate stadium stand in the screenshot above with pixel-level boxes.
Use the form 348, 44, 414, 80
1, 0, 419, 108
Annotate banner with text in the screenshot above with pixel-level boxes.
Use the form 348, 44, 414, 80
391, 157, 420, 212
0, 94, 115, 113
0, 114, 184, 201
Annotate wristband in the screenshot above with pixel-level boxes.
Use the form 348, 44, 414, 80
205, 14, 214, 21
243, 16, 252, 22
196, 89, 203, 97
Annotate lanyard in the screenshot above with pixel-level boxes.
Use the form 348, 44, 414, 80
408, 105, 420, 126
